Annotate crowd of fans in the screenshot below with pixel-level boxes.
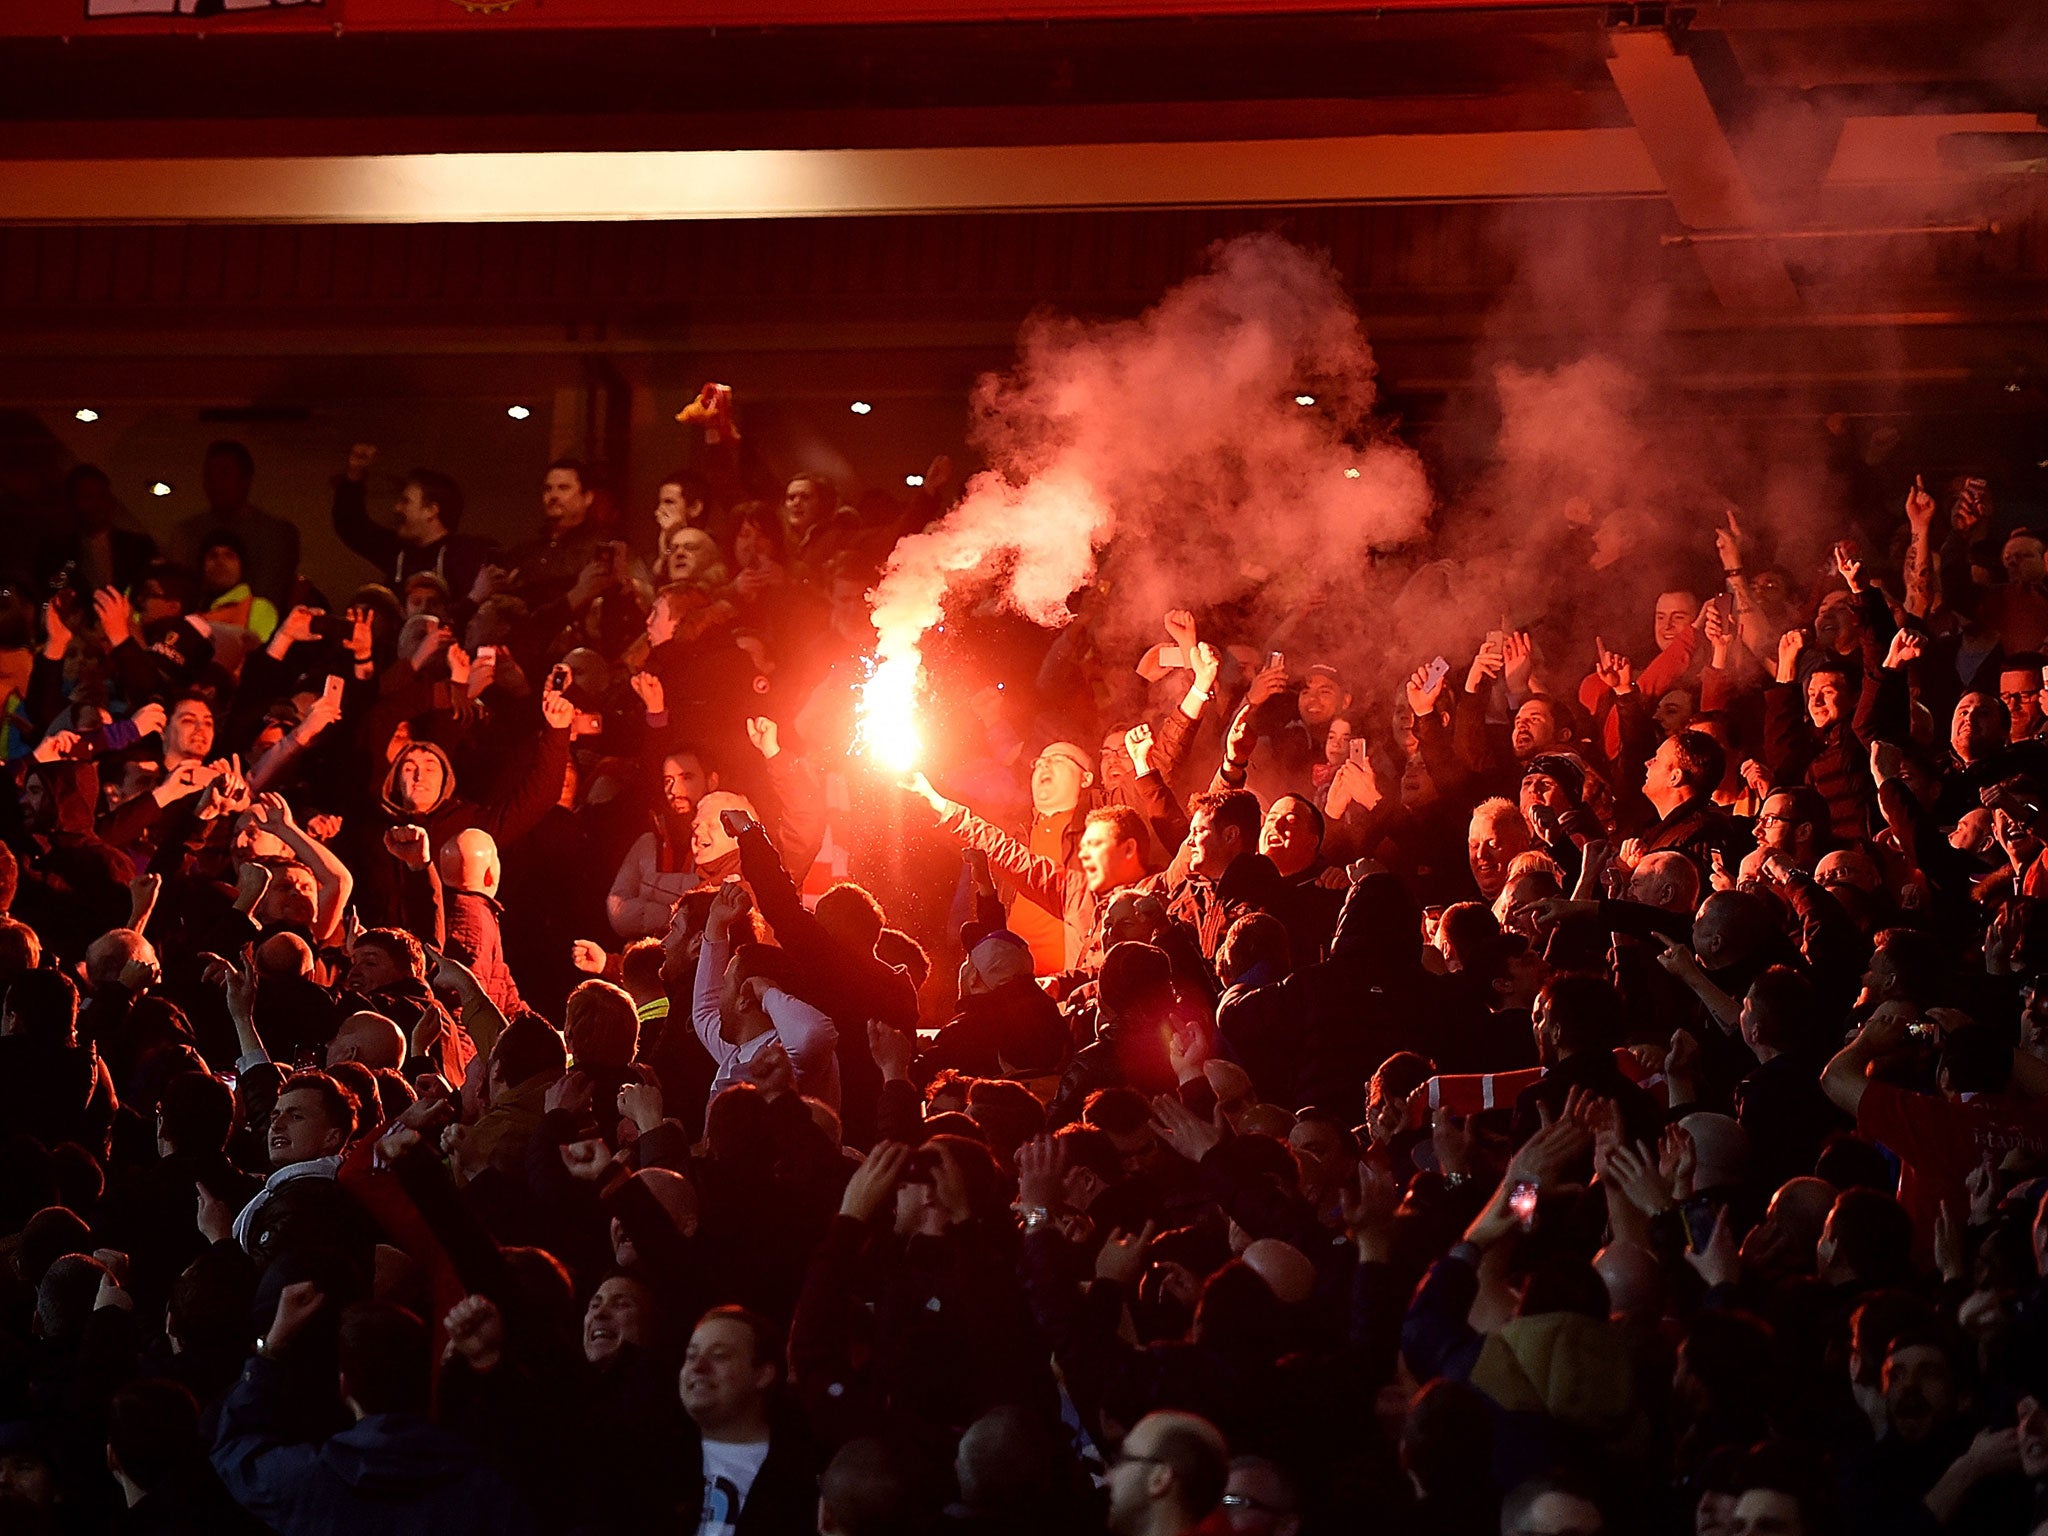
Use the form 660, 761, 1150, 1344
6, 384, 2048, 1536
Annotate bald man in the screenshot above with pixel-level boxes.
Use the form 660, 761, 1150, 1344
1594, 1241, 1664, 1327
390, 824, 524, 1020
1107, 1410, 1230, 1536
1627, 850, 1699, 915
1738, 1176, 1838, 1286
256, 931, 314, 979
326, 1011, 406, 1071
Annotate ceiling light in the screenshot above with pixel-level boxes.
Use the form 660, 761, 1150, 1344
850, 401, 873, 415
150, 481, 172, 497
74, 408, 99, 423
506, 405, 532, 420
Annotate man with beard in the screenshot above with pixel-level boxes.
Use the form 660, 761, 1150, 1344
331, 444, 498, 601
1103, 1410, 1231, 1536
2002, 653, 2048, 743
1738, 785, 1831, 884
610, 747, 719, 939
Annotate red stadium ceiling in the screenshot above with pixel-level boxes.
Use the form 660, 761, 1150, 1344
15, 0, 1576, 36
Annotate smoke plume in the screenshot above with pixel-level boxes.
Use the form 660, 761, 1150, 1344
860, 233, 1432, 763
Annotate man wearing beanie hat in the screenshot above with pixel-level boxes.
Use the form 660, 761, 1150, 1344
908, 928, 1069, 1086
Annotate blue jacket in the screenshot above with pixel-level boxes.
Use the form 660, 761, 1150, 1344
213, 1356, 537, 1536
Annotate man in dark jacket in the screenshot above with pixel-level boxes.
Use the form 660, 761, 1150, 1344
913, 928, 1068, 1087
1219, 873, 1490, 1119
736, 822, 916, 1148
330, 445, 498, 603
349, 692, 571, 928
1510, 973, 1663, 1152
214, 1286, 537, 1535
678, 1305, 820, 1536
0, 969, 115, 1155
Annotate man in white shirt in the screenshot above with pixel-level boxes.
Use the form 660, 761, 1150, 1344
680, 1306, 814, 1536
225, 1072, 353, 1250
690, 883, 840, 1118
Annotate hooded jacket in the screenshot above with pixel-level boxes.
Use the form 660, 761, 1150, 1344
354, 729, 569, 928
213, 1355, 537, 1536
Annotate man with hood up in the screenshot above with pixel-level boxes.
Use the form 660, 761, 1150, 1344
350, 680, 573, 927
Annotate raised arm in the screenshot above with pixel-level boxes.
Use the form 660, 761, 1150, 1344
1903, 477, 1938, 619
902, 773, 1073, 917
691, 885, 748, 1067
762, 987, 841, 1109
250, 793, 353, 946
329, 443, 402, 573
473, 693, 572, 852
752, 717, 828, 879
430, 948, 509, 1061
1821, 1004, 1913, 1118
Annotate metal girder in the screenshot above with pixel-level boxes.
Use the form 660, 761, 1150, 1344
1605, 26, 1802, 310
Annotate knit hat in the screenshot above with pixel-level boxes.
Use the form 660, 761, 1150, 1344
957, 929, 1034, 997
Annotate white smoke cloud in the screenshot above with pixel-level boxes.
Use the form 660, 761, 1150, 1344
860, 232, 1433, 761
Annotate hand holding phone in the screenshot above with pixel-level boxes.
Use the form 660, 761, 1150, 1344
1423, 655, 1451, 693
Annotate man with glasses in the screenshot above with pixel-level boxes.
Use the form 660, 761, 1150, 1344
1106, 1410, 1231, 1536
1741, 786, 1828, 883
1220, 1454, 1301, 1536
2001, 653, 2048, 743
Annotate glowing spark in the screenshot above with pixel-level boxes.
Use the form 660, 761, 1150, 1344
856, 652, 923, 775
904, 474, 925, 487
1294, 394, 1316, 406
74, 408, 99, 423
150, 481, 172, 497
850, 401, 873, 415
506, 405, 532, 420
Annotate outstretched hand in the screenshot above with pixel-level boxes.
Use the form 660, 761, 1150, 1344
841, 1142, 911, 1222
1149, 1094, 1226, 1164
